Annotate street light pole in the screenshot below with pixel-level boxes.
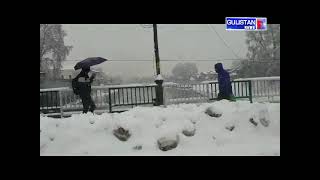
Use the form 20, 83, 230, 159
153, 24, 163, 105
153, 24, 161, 75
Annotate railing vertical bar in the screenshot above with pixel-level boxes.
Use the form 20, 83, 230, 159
118, 89, 120, 105
51, 91, 53, 109
241, 82, 244, 97
214, 83, 217, 98
256, 81, 259, 97
46, 92, 49, 110
266, 81, 270, 96
147, 87, 150, 103
249, 80, 252, 103
233, 82, 235, 96
262, 80, 265, 96
109, 88, 112, 113
245, 81, 248, 96
40, 92, 42, 110
210, 84, 213, 99
236, 82, 239, 97
127, 88, 129, 104
135, 88, 137, 106
131, 87, 134, 106
144, 87, 146, 104
100, 90, 102, 107
114, 89, 116, 105
153, 87, 156, 104
150, 87, 152, 103
59, 91, 63, 118
122, 88, 125, 105
138, 87, 141, 104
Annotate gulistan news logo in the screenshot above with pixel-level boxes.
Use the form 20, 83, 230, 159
226, 17, 267, 31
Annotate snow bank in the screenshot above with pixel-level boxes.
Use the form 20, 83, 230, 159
40, 100, 280, 156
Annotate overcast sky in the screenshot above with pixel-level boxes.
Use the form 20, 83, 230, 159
62, 24, 247, 79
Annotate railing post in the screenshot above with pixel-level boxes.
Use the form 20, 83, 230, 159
59, 90, 64, 118
205, 84, 210, 102
249, 80, 253, 103
163, 85, 167, 105
155, 79, 164, 106
108, 88, 112, 113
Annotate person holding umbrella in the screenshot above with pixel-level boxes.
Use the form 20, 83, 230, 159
74, 67, 96, 113
72, 57, 107, 114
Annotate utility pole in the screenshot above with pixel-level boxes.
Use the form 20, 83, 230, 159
153, 24, 161, 75
153, 24, 163, 106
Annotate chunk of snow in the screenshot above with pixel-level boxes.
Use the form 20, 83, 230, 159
155, 74, 163, 81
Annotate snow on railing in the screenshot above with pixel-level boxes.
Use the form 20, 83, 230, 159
234, 76, 280, 81
40, 87, 70, 92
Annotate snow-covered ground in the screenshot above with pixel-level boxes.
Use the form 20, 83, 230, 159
40, 100, 280, 156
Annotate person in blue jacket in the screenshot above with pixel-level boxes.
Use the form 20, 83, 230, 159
214, 63, 235, 101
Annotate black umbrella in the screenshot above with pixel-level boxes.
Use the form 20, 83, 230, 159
74, 57, 107, 70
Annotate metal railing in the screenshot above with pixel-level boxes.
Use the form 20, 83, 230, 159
40, 86, 111, 117
40, 77, 280, 117
40, 89, 61, 114
40, 84, 158, 116
108, 85, 157, 113
163, 83, 210, 104
59, 87, 110, 112
163, 80, 252, 105
234, 76, 280, 102
213, 80, 252, 102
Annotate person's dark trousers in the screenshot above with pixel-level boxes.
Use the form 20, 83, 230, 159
217, 93, 236, 102
80, 94, 96, 113
217, 93, 230, 101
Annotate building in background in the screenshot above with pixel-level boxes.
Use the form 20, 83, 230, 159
190, 69, 237, 82
60, 69, 79, 80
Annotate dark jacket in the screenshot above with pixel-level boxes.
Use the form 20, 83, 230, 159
76, 70, 94, 97
215, 63, 233, 97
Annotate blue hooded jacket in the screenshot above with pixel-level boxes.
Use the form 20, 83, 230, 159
215, 63, 233, 96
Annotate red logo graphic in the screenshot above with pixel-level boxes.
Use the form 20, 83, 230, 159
256, 18, 266, 30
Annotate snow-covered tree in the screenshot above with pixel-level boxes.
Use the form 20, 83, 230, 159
40, 24, 72, 79
172, 63, 198, 82
235, 24, 280, 78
